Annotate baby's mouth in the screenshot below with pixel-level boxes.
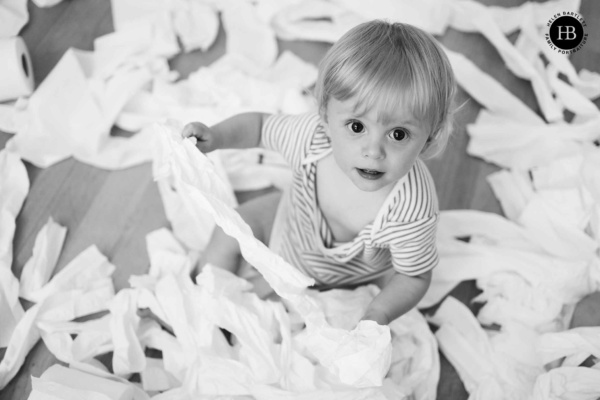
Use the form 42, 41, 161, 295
356, 168, 384, 180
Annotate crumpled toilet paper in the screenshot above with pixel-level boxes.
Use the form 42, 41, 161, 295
4, 0, 600, 398
151, 122, 394, 390
272, 0, 365, 43
0, 245, 116, 389
537, 327, 600, 367
19, 217, 67, 302
29, 364, 135, 400
429, 296, 545, 400
0, 147, 28, 348
6, 49, 155, 169
531, 367, 600, 400
221, 0, 278, 70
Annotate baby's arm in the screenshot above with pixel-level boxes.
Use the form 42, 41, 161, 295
182, 112, 270, 152
361, 271, 432, 325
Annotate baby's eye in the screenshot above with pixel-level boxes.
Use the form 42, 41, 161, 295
347, 121, 365, 133
389, 128, 409, 141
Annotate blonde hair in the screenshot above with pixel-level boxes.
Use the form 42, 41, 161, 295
314, 20, 456, 158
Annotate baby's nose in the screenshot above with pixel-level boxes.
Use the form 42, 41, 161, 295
362, 136, 385, 159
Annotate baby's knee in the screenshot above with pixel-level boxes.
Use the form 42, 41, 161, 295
197, 191, 281, 279
236, 191, 282, 244
200, 226, 242, 275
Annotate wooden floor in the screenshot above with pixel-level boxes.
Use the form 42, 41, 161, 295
1, 0, 598, 399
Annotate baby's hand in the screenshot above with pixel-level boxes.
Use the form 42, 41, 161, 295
182, 122, 219, 153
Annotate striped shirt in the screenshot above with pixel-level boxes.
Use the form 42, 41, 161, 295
262, 113, 439, 288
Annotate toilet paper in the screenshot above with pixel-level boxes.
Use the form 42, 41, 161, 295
0, 36, 34, 102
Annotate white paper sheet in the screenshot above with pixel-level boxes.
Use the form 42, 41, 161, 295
0, 0, 29, 38
19, 217, 67, 302
153, 123, 314, 295
6, 49, 155, 169
0, 98, 27, 134
0, 147, 28, 347
445, 51, 544, 124
155, 149, 236, 252
575, 69, 600, 100
32, 0, 65, 7
467, 111, 599, 170
488, 0, 600, 101
110, 0, 219, 55
0, 285, 22, 348
33, 364, 135, 400
219, 148, 293, 191
488, 0, 580, 35
429, 296, 545, 399
110, 289, 146, 376
141, 357, 176, 392
581, 148, 600, 241
68, 361, 151, 400
6, 0, 600, 397
172, 1, 219, 52
423, 209, 599, 331
272, 0, 452, 43
531, 367, 600, 400
135, 263, 436, 398
116, 50, 316, 144
145, 228, 194, 277
517, 190, 597, 261
38, 315, 113, 365
0, 147, 29, 264
272, 0, 364, 43
188, 267, 290, 394
220, 0, 277, 70
150, 123, 396, 396
93, 21, 179, 80
486, 169, 535, 222
448, 0, 563, 122
538, 327, 600, 366
336, 0, 451, 35
0, 246, 115, 390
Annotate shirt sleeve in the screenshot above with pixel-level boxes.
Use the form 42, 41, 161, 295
374, 159, 440, 276
261, 113, 321, 170
387, 214, 439, 276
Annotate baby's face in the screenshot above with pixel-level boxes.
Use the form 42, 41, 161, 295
323, 97, 430, 193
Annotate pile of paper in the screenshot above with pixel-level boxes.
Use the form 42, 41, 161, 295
0, 0, 599, 398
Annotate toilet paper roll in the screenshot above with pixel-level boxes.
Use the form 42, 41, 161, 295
0, 37, 34, 102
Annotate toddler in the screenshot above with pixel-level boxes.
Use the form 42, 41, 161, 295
183, 20, 456, 325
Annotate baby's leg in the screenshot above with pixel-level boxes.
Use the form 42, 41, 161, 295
200, 190, 282, 275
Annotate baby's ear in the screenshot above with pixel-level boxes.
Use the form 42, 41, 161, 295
420, 127, 448, 159
419, 131, 436, 156
424, 131, 436, 146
